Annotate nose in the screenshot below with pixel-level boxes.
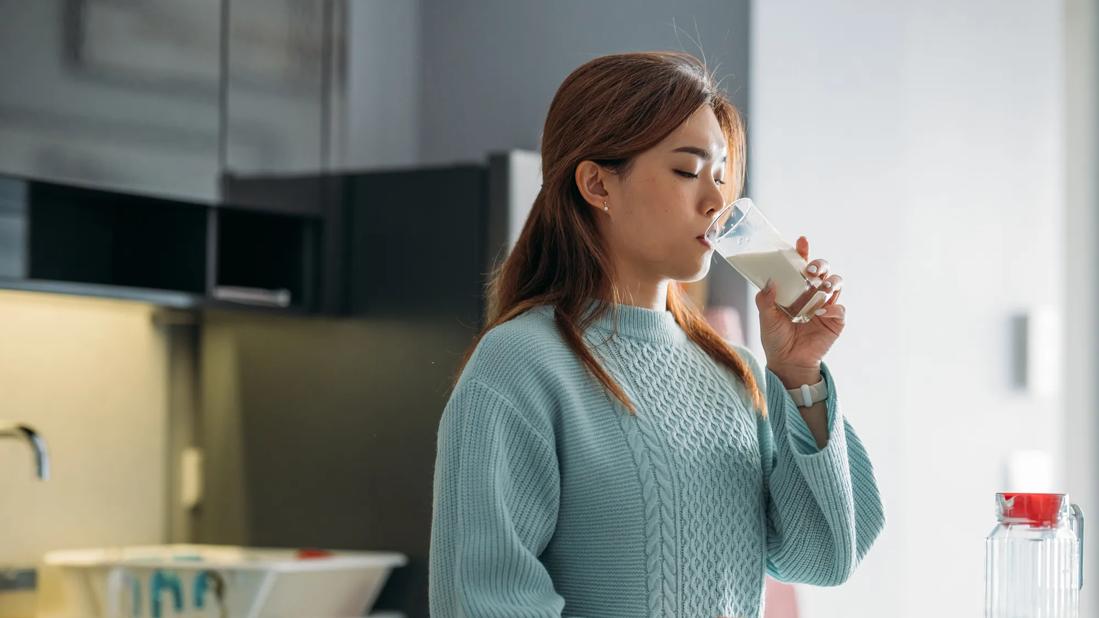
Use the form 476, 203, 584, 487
700, 179, 725, 218
701, 197, 725, 225
704, 197, 738, 239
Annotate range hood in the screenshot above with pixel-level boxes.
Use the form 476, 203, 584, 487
0, 0, 416, 206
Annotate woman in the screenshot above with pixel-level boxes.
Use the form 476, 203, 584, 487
429, 51, 884, 618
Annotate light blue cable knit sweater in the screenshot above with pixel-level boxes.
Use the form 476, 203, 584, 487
429, 302, 885, 617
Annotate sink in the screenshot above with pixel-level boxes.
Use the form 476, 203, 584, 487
0, 568, 36, 592
0, 568, 36, 618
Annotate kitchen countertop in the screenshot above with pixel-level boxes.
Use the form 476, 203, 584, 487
0, 590, 35, 618
1, 567, 406, 618
0, 595, 404, 618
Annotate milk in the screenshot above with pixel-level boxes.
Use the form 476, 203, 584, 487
724, 247, 810, 308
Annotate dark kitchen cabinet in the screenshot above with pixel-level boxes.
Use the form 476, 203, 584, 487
0, 151, 536, 317
0, 175, 322, 312
212, 208, 320, 312
27, 182, 209, 295
345, 164, 489, 324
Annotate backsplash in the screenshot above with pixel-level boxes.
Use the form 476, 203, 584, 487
0, 290, 170, 615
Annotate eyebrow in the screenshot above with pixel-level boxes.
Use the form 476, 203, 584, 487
671, 146, 727, 162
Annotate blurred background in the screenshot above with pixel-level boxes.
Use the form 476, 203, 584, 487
0, 1, 1095, 617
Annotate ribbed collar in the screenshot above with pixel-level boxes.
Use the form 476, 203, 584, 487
537, 299, 687, 346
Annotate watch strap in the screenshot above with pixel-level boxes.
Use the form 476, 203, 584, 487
785, 377, 827, 407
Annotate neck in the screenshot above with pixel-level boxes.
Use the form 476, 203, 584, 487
613, 276, 670, 311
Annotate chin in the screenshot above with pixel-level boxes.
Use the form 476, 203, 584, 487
676, 259, 712, 283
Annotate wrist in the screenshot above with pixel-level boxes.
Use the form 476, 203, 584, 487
767, 362, 822, 389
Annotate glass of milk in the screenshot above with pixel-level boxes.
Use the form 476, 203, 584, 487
704, 197, 829, 323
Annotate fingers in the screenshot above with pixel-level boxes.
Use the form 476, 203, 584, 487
760, 271, 846, 319
814, 303, 846, 334
806, 259, 830, 281
814, 302, 845, 322
819, 273, 842, 294
797, 238, 829, 280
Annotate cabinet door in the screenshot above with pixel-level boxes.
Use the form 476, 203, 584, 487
347, 166, 488, 323
0, 177, 28, 279
223, 0, 327, 176
0, 0, 221, 202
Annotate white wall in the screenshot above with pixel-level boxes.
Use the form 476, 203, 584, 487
751, 1, 1069, 616
1064, 0, 1099, 615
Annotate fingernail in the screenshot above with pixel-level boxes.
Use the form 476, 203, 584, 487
823, 280, 832, 288
815, 308, 827, 316
807, 264, 818, 274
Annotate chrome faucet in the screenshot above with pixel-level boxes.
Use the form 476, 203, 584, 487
0, 422, 49, 480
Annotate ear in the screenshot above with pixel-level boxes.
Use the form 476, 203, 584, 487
574, 160, 613, 212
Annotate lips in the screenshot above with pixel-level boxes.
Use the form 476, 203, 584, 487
696, 235, 712, 249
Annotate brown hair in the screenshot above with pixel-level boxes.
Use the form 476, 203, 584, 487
455, 50, 766, 417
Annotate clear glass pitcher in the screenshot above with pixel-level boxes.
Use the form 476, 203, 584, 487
986, 492, 1084, 617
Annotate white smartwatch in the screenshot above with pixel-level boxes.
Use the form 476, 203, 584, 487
785, 377, 828, 407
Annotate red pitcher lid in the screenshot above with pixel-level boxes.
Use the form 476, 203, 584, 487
997, 492, 1067, 526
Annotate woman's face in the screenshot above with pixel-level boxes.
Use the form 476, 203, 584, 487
585, 104, 730, 284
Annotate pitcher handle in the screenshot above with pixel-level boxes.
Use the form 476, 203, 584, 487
1072, 503, 1085, 590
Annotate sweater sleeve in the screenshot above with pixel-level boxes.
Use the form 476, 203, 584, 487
734, 346, 885, 586
429, 377, 567, 617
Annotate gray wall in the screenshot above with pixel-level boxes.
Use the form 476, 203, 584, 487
418, 0, 750, 166
341, 0, 751, 170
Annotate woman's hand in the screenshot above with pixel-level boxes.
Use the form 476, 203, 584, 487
755, 236, 845, 386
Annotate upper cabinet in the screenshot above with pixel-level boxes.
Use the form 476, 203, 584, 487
0, 175, 322, 312
0, 1, 222, 202
0, 1, 536, 316
0, 0, 358, 210
223, 0, 328, 177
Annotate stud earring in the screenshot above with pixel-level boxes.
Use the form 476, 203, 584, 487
602, 201, 609, 212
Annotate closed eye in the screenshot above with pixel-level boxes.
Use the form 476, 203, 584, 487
675, 170, 726, 185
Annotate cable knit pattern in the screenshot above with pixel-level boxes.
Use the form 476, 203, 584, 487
613, 383, 679, 616
430, 302, 885, 617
